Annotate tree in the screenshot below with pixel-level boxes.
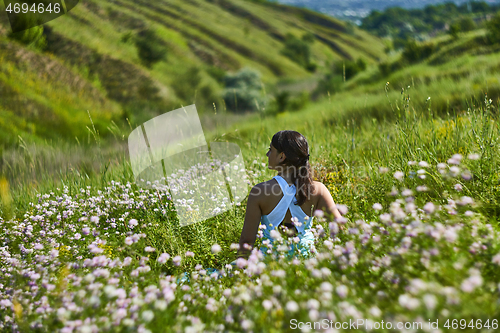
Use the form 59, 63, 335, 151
134, 29, 167, 68
448, 23, 460, 39
459, 17, 476, 32
222, 68, 264, 113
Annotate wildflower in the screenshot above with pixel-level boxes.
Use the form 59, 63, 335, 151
458, 196, 473, 206
422, 202, 435, 215
402, 189, 413, 197
418, 161, 429, 167
379, 213, 391, 223
262, 300, 272, 310
185, 251, 195, 257
468, 153, 480, 160
157, 253, 170, 264
128, 219, 138, 228
145, 246, 156, 252
449, 166, 460, 177
461, 275, 483, 293
336, 204, 348, 215
454, 184, 463, 191
423, 294, 437, 310
314, 210, 324, 218
416, 185, 428, 192
372, 203, 383, 211
307, 299, 320, 310
241, 319, 253, 330
286, 301, 299, 312
492, 253, 500, 265
393, 171, 404, 181
230, 243, 240, 250
172, 256, 181, 266
336, 285, 348, 298
398, 294, 420, 310
378, 167, 389, 174
389, 187, 399, 196
462, 171, 472, 181
90, 216, 99, 223
408, 161, 417, 166
141, 310, 154, 322
211, 244, 222, 254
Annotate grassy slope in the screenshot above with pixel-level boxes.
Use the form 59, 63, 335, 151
222, 28, 500, 142
0, 0, 386, 148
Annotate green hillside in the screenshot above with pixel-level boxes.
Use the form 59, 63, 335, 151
0, 0, 386, 147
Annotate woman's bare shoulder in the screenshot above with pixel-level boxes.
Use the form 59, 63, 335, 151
249, 179, 278, 196
310, 180, 329, 196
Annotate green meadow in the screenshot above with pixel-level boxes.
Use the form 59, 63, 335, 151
1, 0, 500, 331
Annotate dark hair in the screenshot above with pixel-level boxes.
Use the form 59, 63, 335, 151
271, 130, 313, 206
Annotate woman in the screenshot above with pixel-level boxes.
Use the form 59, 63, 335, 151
237, 130, 343, 260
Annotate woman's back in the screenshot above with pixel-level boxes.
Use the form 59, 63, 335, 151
258, 175, 323, 228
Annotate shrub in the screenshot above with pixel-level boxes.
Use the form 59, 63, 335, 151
486, 12, 500, 44
401, 40, 435, 64
312, 73, 343, 99
458, 17, 476, 32
134, 28, 167, 68
222, 68, 264, 113
280, 33, 315, 71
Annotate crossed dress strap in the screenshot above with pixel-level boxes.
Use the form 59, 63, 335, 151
265, 175, 297, 228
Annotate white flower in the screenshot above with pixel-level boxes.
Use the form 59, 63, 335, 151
379, 167, 389, 174
141, 310, 154, 322
423, 202, 435, 214
336, 204, 348, 215
241, 319, 253, 330
211, 244, 222, 254
157, 253, 170, 264
286, 301, 299, 312
418, 161, 429, 167
320, 282, 333, 293
307, 299, 320, 310
145, 246, 156, 252
492, 253, 500, 265
450, 166, 460, 177
336, 285, 348, 298
369, 306, 381, 317
172, 256, 181, 266
423, 294, 437, 310
394, 171, 404, 181
314, 209, 324, 218
262, 300, 272, 310
468, 153, 480, 160
128, 219, 138, 227
372, 203, 383, 211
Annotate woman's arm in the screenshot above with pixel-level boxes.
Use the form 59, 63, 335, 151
316, 182, 343, 220
236, 185, 263, 259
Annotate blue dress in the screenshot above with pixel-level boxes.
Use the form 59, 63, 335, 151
259, 175, 316, 259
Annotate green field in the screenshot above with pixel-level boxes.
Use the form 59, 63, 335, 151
1, 0, 500, 331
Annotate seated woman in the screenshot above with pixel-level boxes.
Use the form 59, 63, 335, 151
237, 130, 343, 260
